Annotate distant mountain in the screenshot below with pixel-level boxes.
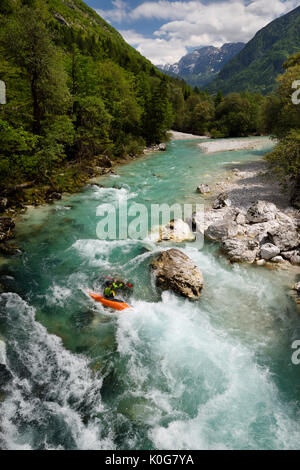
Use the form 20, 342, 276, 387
158, 43, 245, 88
207, 5, 300, 95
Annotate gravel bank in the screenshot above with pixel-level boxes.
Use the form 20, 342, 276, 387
169, 130, 208, 140
199, 137, 273, 154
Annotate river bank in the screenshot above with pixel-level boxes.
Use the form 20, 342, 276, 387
169, 130, 208, 140
0, 131, 204, 251
198, 158, 300, 271
0, 144, 163, 253
198, 136, 273, 153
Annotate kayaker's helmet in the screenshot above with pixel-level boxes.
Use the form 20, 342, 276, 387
105, 281, 111, 287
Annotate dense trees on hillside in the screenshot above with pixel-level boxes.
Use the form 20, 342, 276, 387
1, 0, 295, 201
0, 0, 177, 189
263, 52, 300, 205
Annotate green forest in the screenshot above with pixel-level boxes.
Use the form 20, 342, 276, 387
0, 0, 300, 207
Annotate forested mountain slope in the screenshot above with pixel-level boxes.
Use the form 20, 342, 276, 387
207, 5, 300, 95
0, 0, 188, 196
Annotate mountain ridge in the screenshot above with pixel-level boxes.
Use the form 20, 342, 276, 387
207, 5, 300, 94
159, 42, 245, 88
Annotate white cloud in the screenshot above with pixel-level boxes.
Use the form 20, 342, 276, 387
121, 29, 188, 64
96, 0, 129, 23
97, 0, 300, 65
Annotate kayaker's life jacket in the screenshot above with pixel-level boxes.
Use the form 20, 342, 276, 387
112, 282, 123, 290
104, 286, 115, 298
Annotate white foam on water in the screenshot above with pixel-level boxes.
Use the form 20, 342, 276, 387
116, 290, 300, 450
71, 238, 142, 269
45, 284, 73, 307
0, 293, 115, 450
86, 185, 137, 203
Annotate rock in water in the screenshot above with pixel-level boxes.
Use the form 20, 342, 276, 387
150, 249, 204, 299
196, 184, 210, 194
158, 143, 167, 151
148, 219, 195, 243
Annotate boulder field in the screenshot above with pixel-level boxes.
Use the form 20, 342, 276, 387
199, 198, 300, 265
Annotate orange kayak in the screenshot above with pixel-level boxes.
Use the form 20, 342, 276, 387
88, 292, 131, 311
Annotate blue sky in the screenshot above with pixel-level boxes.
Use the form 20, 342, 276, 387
86, 0, 300, 65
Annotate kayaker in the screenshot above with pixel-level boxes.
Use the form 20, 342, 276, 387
112, 279, 123, 291
104, 281, 115, 299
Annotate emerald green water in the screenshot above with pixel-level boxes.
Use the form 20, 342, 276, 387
1, 138, 300, 450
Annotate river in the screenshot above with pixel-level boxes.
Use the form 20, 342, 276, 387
0, 138, 300, 450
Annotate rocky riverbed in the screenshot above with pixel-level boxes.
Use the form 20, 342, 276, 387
195, 160, 300, 268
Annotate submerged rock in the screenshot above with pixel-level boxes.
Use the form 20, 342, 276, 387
150, 248, 204, 299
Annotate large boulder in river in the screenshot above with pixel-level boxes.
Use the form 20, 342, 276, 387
150, 249, 204, 299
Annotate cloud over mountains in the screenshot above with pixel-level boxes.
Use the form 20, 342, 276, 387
96, 0, 300, 65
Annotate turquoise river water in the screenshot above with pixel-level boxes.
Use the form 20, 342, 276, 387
0, 138, 300, 450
